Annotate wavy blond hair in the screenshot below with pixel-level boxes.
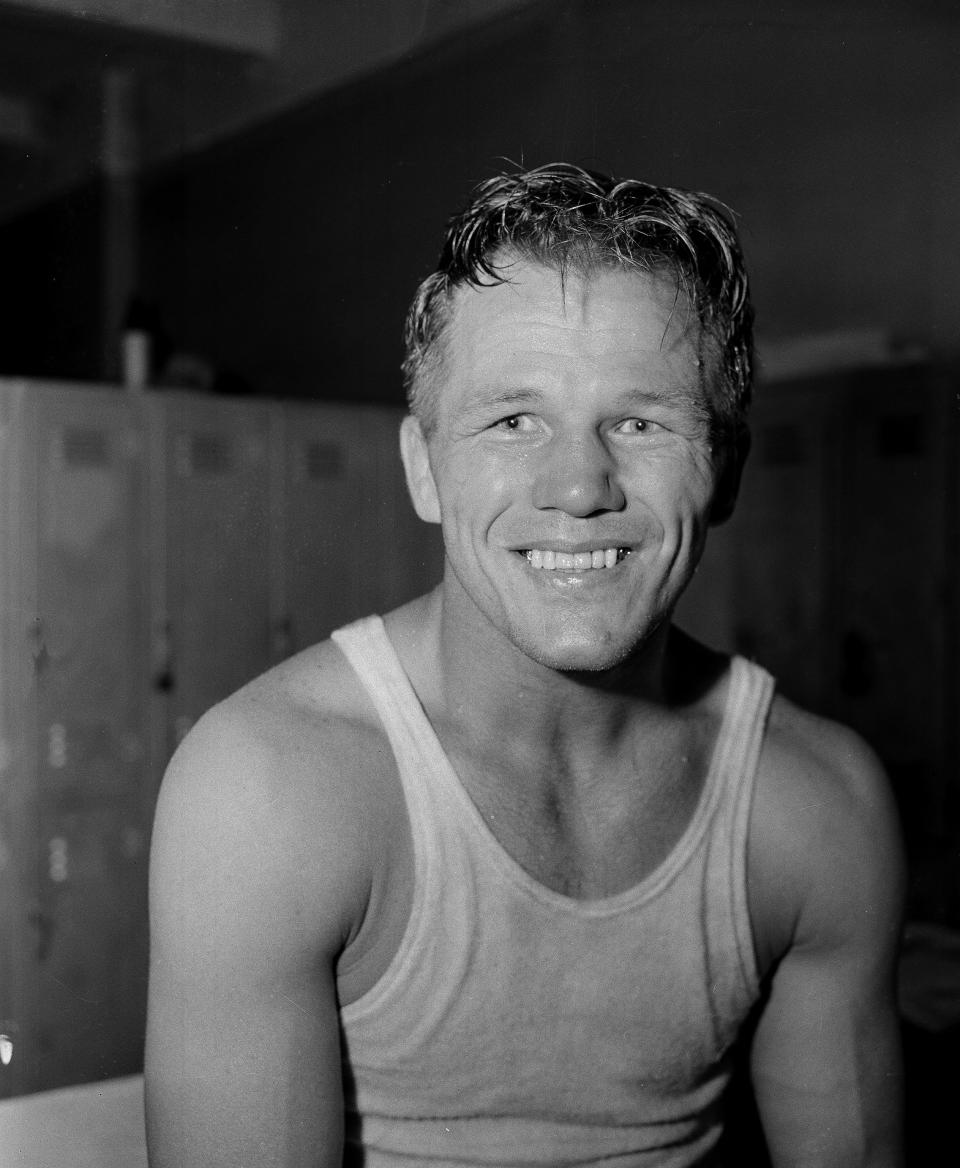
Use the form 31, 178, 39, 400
402, 163, 754, 450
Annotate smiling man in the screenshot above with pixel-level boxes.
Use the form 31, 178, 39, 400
145, 165, 905, 1167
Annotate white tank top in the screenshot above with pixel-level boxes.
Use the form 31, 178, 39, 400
331, 616, 774, 1167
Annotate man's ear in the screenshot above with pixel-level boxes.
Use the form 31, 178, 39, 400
400, 414, 441, 524
710, 430, 751, 526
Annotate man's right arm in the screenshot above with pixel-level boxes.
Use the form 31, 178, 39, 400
144, 695, 362, 1167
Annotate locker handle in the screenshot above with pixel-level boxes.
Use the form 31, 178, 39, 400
272, 615, 292, 661
152, 619, 176, 692
29, 618, 49, 672
27, 909, 54, 963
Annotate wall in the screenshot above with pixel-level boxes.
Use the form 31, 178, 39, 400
0, 182, 102, 380
2, 2, 957, 392
129, 0, 960, 404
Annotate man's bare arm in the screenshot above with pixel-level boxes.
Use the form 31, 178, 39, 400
749, 715, 906, 1168
144, 694, 365, 1167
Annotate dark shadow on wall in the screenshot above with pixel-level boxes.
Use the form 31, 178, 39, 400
0, 180, 102, 380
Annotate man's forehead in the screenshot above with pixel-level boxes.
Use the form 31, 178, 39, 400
446, 259, 702, 355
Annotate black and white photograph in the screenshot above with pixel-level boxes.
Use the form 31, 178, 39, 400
0, 2, 958, 1165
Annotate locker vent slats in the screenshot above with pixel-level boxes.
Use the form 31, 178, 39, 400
189, 432, 232, 476
303, 440, 344, 480
62, 428, 110, 468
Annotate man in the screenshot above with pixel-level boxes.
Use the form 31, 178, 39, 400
145, 164, 905, 1166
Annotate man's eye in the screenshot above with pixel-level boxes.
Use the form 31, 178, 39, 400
496, 414, 533, 432
614, 418, 655, 435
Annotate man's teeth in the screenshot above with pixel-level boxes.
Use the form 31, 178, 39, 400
522, 548, 629, 571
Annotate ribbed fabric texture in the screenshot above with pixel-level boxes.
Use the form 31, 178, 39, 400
331, 617, 774, 1168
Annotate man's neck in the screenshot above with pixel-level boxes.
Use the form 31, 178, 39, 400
385, 582, 727, 898
392, 581, 686, 771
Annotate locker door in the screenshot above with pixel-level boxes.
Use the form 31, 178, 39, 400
279, 404, 443, 653
721, 379, 838, 710
831, 368, 953, 838
672, 507, 736, 653
1, 382, 149, 1095
147, 394, 273, 758
277, 403, 381, 652
369, 408, 444, 614
0, 381, 36, 1098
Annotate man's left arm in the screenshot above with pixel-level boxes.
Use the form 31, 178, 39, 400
749, 723, 907, 1168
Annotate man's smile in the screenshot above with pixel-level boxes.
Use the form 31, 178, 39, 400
515, 547, 632, 571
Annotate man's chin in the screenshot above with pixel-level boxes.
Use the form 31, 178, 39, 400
512, 628, 647, 675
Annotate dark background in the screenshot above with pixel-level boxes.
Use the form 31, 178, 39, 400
2, 0, 960, 393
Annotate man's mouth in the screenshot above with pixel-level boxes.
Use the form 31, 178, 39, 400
517, 548, 631, 571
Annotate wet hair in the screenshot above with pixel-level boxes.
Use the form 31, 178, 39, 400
402, 162, 754, 450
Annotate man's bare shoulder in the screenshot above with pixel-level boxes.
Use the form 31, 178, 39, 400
748, 693, 906, 972
167, 635, 393, 810
151, 635, 401, 958
761, 695, 900, 829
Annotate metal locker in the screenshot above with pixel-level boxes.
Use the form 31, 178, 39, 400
0, 385, 454, 1101
0, 379, 36, 1099
721, 378, 838, 711
831, 368, 954, 839
144, 393, 274, 756
672, 509, 737, 654
676, 380, 836, 684
369, 407, 444, 614
0, 380, 150, 1097
676, 363, 958, 850
277, 404, 442, 653
278, 403, 388, 652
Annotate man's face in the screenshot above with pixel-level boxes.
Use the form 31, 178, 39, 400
403, 260, 721, 672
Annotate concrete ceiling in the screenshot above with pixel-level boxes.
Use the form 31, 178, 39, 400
0, 0, 539, 216
1, 0, 957, 222
0, 0, 281, 55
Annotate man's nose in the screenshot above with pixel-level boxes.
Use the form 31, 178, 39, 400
531, 432, 626, 516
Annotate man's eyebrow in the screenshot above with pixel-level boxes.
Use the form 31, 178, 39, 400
470, 387, 545, 411
468, 383, 705, 417
473, 383, 697, 404
611, 384, 704, 411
